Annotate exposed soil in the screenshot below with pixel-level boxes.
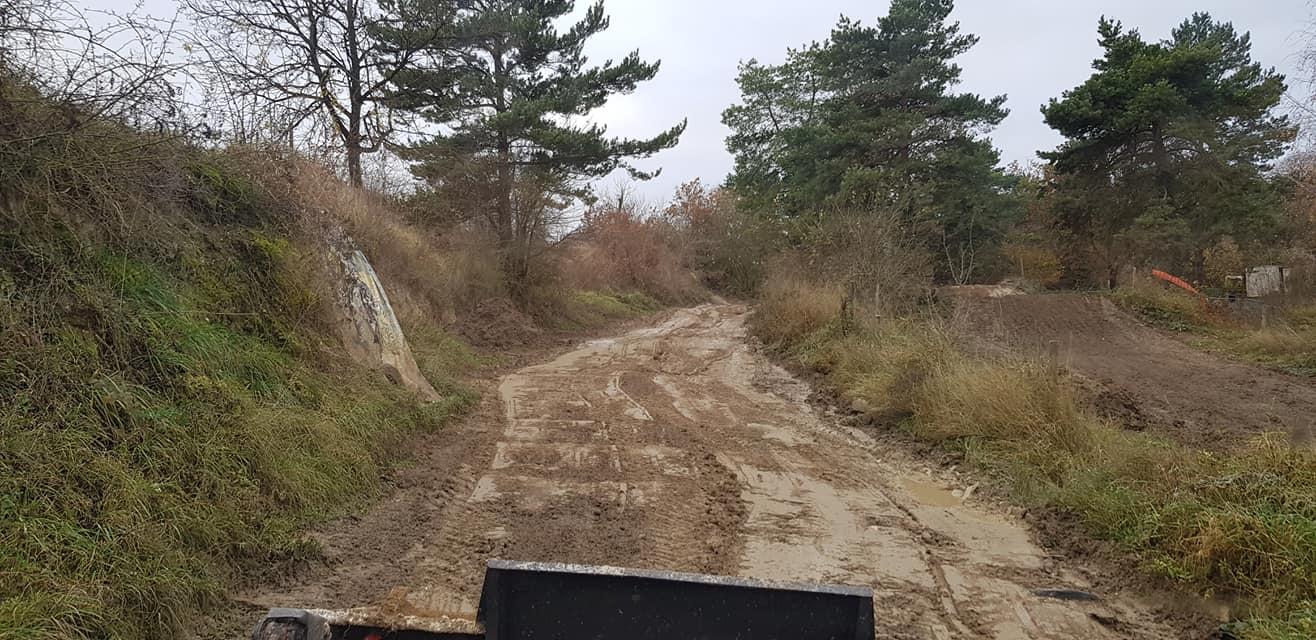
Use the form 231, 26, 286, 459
950, 291, 1316, 451
457, 298, 543, 349
210, 304, 1207, 639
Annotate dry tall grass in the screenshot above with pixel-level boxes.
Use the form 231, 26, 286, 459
1239, 326, 1312, 356
0, 88, 477, 640
1109, 274, 1215, 331
752, 272, 844, 347
913, 358, 1096, 453
230, 155, 504, 330
1110, 273, 1316, 376
753, 273, 1316, 637
2, 190, 470, 640
1235, 309, 1316, 376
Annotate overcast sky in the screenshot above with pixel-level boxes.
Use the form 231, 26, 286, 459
101, 0, 1315, 202
573, 0, 1314, 204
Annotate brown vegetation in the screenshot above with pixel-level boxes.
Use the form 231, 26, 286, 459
11, 1, 1316, 638
259, 157, 505, 329
664, 180, 782, 296
0, 77, 479, 640
561, 193, 705, 305
751, 273, 1316, 638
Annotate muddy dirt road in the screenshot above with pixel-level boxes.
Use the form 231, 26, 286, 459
242, 304, 1185, 639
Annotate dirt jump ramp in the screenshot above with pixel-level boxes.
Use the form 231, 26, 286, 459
950, 291, 1316, 451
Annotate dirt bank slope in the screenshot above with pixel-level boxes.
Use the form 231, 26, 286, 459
950, 292, 1316, 451
234, 305, 1187, 639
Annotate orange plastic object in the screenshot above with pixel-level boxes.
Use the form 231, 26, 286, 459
1151, 269, 1201, 296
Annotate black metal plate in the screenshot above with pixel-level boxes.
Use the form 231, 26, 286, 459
329, 626, 481, 640
476, 560, 875, 640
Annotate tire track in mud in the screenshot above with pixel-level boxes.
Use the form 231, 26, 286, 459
238, 304, 1188, 639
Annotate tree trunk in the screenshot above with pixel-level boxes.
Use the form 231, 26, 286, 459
492, 43, 516, 271
344, 0, 365, 188
1192, 248, 1206, 285
496, 136, 513, 250
1150, 121, 1172, 196
346, 141, 363, 188
487, 43, 528, 292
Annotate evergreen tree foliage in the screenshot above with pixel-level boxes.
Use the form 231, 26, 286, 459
1041, 13, 1294, 284
721, 0, 1014, 282
381, 0, 685, 280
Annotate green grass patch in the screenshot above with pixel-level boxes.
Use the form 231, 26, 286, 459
547, 290, 663, 329
1, 156, 473, 639
1109, 282, 1316, 377
1109, 280, 1213, 332
574, 290, 662, 316
753, 285, 1316, 638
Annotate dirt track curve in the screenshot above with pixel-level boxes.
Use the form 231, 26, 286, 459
239, 304, 1184, 639
950, 291, 1316, 451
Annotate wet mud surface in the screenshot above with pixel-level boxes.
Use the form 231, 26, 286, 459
227, 304, 1197, 639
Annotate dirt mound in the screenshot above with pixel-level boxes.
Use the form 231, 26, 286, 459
459, 298, 543, 348
950, 292, 1316, 451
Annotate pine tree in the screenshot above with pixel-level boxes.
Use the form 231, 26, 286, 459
1041, 13, 1294, 283
381, 0, 685, 282
721, 0, 1013, 282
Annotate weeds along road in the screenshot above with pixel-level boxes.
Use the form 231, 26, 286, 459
243, 304, 1180, 639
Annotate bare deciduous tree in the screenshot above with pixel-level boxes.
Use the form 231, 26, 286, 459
1, 1, 188, 137
185, 0, 443, 186
809, 209, 933, 320
942, 209, 979, 286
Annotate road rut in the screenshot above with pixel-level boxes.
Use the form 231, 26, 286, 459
244, 304, 1182, 639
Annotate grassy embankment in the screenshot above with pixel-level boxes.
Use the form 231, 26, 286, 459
1111, 278, 1316, 377
752, 275, 1316, 639
1, 137, 479, 639
0, 84, 670, 639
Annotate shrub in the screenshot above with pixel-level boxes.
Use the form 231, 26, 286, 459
1001, 242, 1064, 288
803, 209, 933, 316
667, 181, 782, 296
561, 197, 706, 305
1204, 237, 1245, 290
